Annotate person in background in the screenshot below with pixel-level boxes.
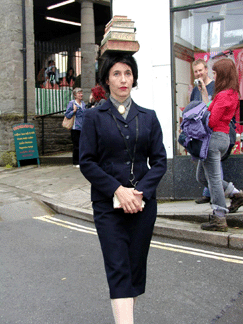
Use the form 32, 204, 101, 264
44, 60, 59, 86
190, 59, 216, 204
79, 52, 167, 323
190, 59, 215, 103
86, 85, 107, 108
64, 87, 86, 168
66, 67, 76, 87
197, 58, 243, 231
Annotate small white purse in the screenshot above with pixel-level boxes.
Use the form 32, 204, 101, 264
113, 193, 145, 209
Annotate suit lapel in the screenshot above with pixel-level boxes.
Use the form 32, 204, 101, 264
126, 101, 139, 124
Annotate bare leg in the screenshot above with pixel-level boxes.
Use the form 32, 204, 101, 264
111, 298, 134, 324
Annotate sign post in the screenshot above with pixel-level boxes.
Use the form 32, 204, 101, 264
13, 123, 40, 167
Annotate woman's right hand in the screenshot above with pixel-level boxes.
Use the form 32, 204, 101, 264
114, 186, 143, 214
73, 103, 78, 113
198, 79, 209, 104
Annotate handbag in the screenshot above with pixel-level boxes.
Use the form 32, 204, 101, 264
113, 192, 145, 209
62, 115, 74, 130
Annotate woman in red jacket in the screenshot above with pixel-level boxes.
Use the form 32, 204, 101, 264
197, 58, 243, 231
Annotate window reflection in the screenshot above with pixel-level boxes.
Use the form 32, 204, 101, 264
173, 1, 243, 155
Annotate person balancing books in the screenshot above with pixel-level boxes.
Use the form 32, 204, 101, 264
79, 16, 167, 324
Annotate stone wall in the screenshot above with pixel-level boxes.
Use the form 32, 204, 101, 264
34, 116, 73, 155
0, 0, 36, 165
0, 114, 72, 166
0, 0, 35, 116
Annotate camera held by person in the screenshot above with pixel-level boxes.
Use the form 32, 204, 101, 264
194, 79, 201, 87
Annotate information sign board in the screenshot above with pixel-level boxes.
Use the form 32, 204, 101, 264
13, 123, 40, 167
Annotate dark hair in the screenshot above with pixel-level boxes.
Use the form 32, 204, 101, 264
212, 58, 239, 99
67, 67, 74, 75
48, 60, 55, 66
99, 52, 138, 92
66, 67, 75, 83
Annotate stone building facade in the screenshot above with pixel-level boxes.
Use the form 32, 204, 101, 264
0, 0, 35, 116
0, 0, 36, 166
0, 0, 107, 167
2, 0, 242, 200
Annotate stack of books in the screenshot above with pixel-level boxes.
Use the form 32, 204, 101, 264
100, 15, 140, 56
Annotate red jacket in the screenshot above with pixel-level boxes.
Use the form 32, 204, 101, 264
208, 89, 239, 133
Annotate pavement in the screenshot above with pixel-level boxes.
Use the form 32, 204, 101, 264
1, 152, 243, 250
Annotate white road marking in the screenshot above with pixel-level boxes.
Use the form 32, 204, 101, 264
33, 215, 97, 236
34, 215, 243, 264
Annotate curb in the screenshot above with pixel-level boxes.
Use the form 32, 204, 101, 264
153, 221, 229, 248
43, 199, 243, 250
157, 212, 243, 228
42, 199, 94, 223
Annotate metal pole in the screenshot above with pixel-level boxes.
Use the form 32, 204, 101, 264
110, 0, 113, 17
42, 117, 45, 155
22, 0, 27, 123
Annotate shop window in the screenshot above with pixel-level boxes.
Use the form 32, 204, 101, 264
172, 0, 220, 7
75, 49, 82, 77
173, 0, 243, 156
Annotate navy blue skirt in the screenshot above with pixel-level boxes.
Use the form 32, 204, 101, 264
92, 198, 157, 299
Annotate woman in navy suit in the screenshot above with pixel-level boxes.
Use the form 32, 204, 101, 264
79, 52, 167, 323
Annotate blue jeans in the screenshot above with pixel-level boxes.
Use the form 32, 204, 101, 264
196, 132, 234, 214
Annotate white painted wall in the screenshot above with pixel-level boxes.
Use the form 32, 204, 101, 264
112, 0, 173, 158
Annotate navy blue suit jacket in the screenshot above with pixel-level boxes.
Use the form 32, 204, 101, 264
79, 98, 167, 202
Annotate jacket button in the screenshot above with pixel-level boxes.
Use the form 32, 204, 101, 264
124, 124, 128, 128
126, 135, 129, 140
125, 161, 131, 165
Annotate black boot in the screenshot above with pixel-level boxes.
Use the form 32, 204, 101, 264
201, 213, 228, 232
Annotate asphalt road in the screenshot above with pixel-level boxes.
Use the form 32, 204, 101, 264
1, 186, 243, 324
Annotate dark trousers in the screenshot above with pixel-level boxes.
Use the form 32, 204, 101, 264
71, 129, 81, 165
93, 198, 157, 299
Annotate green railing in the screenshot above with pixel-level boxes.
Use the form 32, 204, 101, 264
35, 88, 73, 115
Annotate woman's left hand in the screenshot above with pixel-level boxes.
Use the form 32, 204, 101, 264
114, 186, 144, 214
